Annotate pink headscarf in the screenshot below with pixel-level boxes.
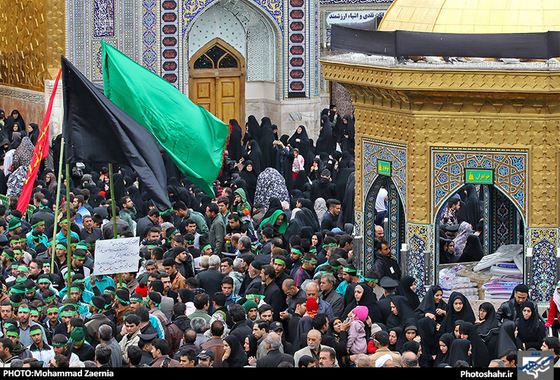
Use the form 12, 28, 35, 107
352, 305, 369, 322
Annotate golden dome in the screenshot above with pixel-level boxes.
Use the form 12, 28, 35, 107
378, 0, 560, 33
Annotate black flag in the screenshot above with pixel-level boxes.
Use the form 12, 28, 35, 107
61, 56, 172, 211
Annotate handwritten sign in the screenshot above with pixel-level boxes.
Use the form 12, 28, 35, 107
377, 159, 392, 177
465, 168, 493, 185
93, 237, 140, 275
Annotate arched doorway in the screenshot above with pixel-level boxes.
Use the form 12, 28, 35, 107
435, 184, 525, 301
364, 175, 406, 273
189, 38, 245, 124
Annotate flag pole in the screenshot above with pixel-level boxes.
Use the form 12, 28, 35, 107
108, 163, 122, 287
66, 162, 72, 295
51, 136, 65, 270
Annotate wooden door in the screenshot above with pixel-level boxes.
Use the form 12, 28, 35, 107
191, 77, 216, 115
189, 39, 245, 124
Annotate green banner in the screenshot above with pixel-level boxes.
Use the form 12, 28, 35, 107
377, 159, 392, 176
465, 168, 493, 184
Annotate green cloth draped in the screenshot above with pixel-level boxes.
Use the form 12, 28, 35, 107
101, 41, 230, 197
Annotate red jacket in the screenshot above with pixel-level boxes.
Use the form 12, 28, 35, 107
546, 297, 560, 326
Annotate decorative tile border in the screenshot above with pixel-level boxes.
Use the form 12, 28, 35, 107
142, 0, 159, 73
526, 227, 559, 303
431, 147, 528, 224
406, 222, 434, 297
362, 138, 407, 210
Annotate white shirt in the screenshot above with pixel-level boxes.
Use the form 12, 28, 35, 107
375, 188, 388, 212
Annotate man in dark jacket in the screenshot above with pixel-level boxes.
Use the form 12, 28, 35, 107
496, 283, 532, 324
259, 264, 286, 321
195, 255, 225, 309
310, 169, 336, 203
320, 199, 342, 231
256, 332, 295, 367
372, 240, 401, 281
228, 303, 253, 342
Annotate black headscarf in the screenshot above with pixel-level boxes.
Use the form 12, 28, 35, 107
288, 125, 313, 172
475, 302, 500, 349
342, 283, 383, 324
386, 294, 418, 330
438, 292, 476, 337
447, 338, 472, 367
494, 320, 519, 357
245, 140, 264, 175
398, 275, 421, 310
462, 184, 481, 228
388, 326, 405, 352
239, 159, 258, 205
27, 123, 40, 145
457, 234, 483, 262
244, 115, 261, 146
259, 117, 276, 169
340, 114, 355, 156
111, 172, 127, 202
415, 285, 447, 323
223, 334, 248, 368
434, 332, 455, 367
516, 300, 547, 350
458, 321, 489, 367
227, 119, 243, 162
315, 115, 335, 157
4, 109, 25, 141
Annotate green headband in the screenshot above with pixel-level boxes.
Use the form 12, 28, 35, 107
31, 220, 45, 228
274, 257, 286, 266
46, 307, 59, 314
2, 251, 14, 260
52, 339, 67, 347
29, 326, 42, 335
6, 330, 19, 337
291, 248, 303, 256
202, 244, 212, 251
363, 277, 379, 283
342, 266, 357, 274
8, 222, 21, 231
116, 296, 130, 305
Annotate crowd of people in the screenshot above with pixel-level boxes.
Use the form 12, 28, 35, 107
0, 107, 558, 370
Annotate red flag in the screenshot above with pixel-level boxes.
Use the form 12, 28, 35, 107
17, 68, 62, 215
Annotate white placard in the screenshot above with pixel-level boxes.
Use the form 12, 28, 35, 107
93, 237, 140, 275
326, 11, 385, 27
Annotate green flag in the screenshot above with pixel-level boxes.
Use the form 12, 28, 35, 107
101, 40, 230, 197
